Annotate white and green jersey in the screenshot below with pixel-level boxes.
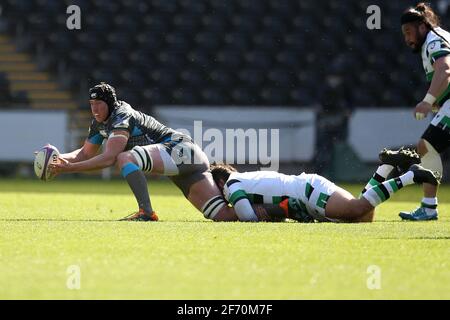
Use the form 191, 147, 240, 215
223, 171, 338, 222
422, 27, 450, 106
224, 171, 302, 206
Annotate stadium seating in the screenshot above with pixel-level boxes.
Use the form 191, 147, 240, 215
1, 0, 449, 110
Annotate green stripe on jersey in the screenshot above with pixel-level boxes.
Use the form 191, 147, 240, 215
440, 115, 450, 126
229, 190, 248, 205
316, 193, 330, 209
247, 193, 264, 204
431, 50, 450, 59
305, 183, 313, 200
437, 85, 450, 105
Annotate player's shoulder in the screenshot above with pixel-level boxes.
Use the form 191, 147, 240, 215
107, 102, 136, 131
113, 101, 134, 115
226, 172, 243, 185
230, 170, 281, 181
425, 28, 450, 53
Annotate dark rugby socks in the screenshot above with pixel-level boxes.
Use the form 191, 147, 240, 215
121, 163, 153, 214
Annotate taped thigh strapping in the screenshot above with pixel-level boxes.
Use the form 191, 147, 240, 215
130, 146, 153, 172
202, 195, 227, 220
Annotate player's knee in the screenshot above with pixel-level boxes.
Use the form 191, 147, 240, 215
417, 139, 429, 157
117, 152, 142, 178
351, 199, 372, 217
353, 209, 374, 223
116, 152, 134, 169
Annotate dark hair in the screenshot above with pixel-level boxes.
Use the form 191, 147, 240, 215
401, 2, 440, 28
89, 82, 118, 114
210, 164, 237, 186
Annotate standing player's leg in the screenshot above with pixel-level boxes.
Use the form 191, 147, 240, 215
399, 104, 450, 221
399, 138, 444, 221
116, 145, 167, 221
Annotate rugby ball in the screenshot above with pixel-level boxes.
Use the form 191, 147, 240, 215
34, 144, 60, 181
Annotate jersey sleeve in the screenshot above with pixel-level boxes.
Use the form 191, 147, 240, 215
109, 111, 134, 135
427, 39, 450, 65
223, 178, 258, 221
87, 120, 104, 145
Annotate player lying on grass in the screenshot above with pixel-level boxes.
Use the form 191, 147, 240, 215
210, 149, 440, 223
49, 82, 288, 222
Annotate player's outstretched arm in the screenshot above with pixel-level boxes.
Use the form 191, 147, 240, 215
59, 140, 101, 163
50, 130, 129, 174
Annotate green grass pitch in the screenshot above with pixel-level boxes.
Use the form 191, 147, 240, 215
0, 179, 449, 299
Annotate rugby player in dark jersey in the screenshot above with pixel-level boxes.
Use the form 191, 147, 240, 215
50, 83, 289, 222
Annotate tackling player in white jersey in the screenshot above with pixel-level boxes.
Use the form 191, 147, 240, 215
399, 3, 450, 220
210, 160, 439, 223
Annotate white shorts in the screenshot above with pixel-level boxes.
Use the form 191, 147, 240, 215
297, 173, 338, 222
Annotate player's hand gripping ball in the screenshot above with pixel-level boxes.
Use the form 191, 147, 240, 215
34, 144, 60, 181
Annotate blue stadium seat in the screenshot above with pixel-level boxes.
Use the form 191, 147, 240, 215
208, 69, 235, 87
231, 15, 260, 33
238, 69, 265, 88
223, 33, 252, 52
165, 33, 191, 51
171, 87, 201, 105
201, 87, 230, 105
172, 14, 200, 33
244, 51, 273, 69
237, 0, 267, 16
106, 32, 135, 49
267, 69, 296, 88
180, 69, 207, 88
150, 69, 179, 87
143, 87, 170, 106
216, 51, 243, 69
187, 50, 214, 69
231, 88, 259, 105
259, 87, 290, 105
157, 51, 186, 69
150, 0, 178, 15
135, 34, 163, 51
201, 15, 229, 33
194, 32, 222, 50
113, 14, 141, 33
142, 15, 170, 33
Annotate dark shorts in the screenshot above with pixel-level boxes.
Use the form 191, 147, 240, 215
160, 137, 210, 197
422, 124, 450, 153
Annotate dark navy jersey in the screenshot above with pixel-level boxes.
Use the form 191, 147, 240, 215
87, 101, 187, 150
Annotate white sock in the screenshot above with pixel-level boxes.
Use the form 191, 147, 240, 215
399, 171, 415, 186
361, 164, 394, 195
421, 197, 438, 215
377, 164, 395, 178
362, 174, 407, 207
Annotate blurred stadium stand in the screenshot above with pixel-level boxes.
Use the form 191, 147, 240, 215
1, 0, 447, 111
0, 0, 449, 179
